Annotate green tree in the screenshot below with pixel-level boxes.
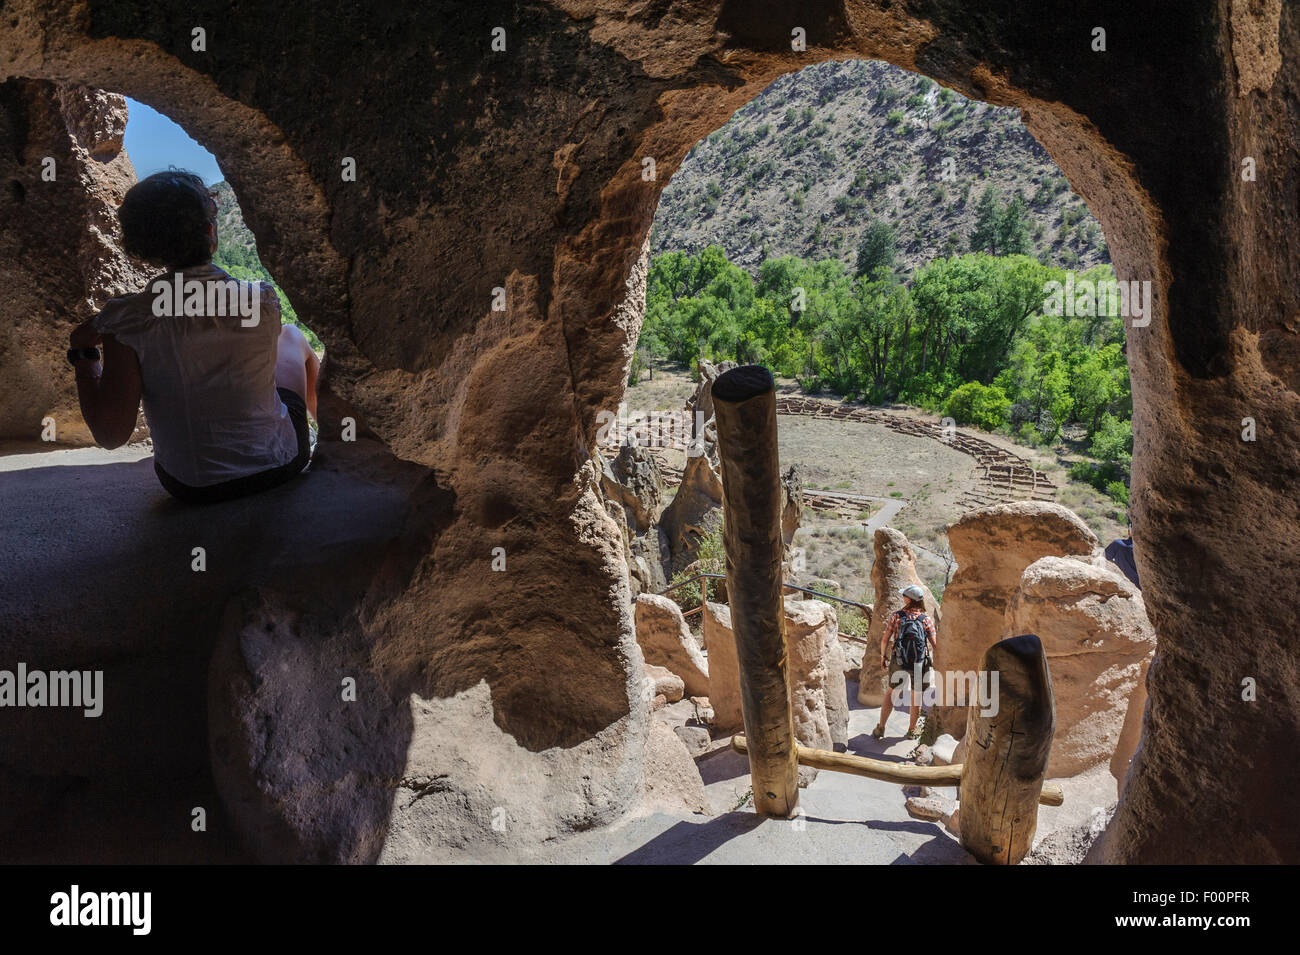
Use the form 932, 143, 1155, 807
854, 220, 897, 277
996, 194, 1031, 255
969, 186, 1000, 254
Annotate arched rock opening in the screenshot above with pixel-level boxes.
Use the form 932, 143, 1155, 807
1, 1, 1296, 863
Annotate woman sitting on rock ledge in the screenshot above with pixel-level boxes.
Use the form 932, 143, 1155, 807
67, 170, 320, 504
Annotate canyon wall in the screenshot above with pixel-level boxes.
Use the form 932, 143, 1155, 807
0, 80, 146, 443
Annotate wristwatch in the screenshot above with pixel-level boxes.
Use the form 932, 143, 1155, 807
67, 346, 101, 365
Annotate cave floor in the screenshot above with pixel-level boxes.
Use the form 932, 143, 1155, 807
0, 442, 1114, 864
0, 439, 431, 863
524, 695, 1117, 865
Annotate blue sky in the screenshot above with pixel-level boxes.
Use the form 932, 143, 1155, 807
123, 98, 224, 186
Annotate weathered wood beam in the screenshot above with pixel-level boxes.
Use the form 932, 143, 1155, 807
712, 365, 799, 818
958, 633, 1056, 865
730, 734, 1063, 806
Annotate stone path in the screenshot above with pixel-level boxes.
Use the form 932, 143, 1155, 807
526, 687, 1116, 865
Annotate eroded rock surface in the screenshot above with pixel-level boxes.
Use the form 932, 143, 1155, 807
707, 597, 848, 753
785, 599, 849, 752
0, 81, 147, 444
1003, 556, 1157, 778
634, 593, 709, 698
935, 502, 1098, 733
2, 0, 1299, 863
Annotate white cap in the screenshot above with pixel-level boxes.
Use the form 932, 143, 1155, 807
899, 584, 925, 601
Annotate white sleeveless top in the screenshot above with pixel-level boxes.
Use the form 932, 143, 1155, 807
93, 263, 299, 487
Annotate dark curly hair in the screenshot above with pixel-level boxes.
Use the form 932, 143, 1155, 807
118, 169, 218, 269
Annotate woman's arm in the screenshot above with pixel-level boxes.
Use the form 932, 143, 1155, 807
880, 613, 897, 667
303, 341, 320, 421
71, 319, 143, 449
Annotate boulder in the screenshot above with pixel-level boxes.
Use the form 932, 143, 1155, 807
645, 664, 684, 705
673, 724, 712, 756
634, 593, 709, 698
597, 439, 671, 596
857, 528, 940, 706
702, 601, 742, 732
785, 599, 849, 752
931, 734, 960, 765
824, 629, 851, 750
658, 449, 724, 576
685, 358, 735, 439
935, 502, 1098, 733
706, 597, 849, 750
641, 721, 708, 815
781, 464, 805, 568
1003, 556, 1156, 778
659, 360, 731, 575
606, 441, 663, 535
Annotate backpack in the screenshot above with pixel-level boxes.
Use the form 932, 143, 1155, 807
894, 610, 928, 666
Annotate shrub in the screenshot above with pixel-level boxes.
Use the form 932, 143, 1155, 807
1088, 413, 1133, 466
666, 523, 725, 613
1018, 421, 1047, 446
943, 381, 1012, 431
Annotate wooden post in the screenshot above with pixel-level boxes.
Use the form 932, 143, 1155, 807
712, 365, 799, 818
959, 633, 1056, 865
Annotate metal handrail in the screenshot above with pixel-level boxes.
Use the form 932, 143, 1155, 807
655, 572, 872, 644
658, 573, 871, 612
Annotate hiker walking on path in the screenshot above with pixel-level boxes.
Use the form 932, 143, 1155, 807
871, 584, 937, 741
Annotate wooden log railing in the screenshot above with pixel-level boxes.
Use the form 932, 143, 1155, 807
732, 631, 1060, 865
730, 735, 1063, 807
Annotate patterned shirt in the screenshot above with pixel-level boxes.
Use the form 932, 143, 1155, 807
882, 606, 937, 661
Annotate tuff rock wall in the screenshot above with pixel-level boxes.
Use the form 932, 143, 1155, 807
0, 79, 146, 443
1, 1, 1297, 862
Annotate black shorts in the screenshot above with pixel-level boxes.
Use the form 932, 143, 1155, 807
154, 387, 311, 505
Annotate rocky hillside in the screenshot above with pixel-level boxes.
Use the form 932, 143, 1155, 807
210, 180, 321, 349
212, 180, 258, 270
651, 59, 1108, 274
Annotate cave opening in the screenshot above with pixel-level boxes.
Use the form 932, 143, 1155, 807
635, 57, 1133, 589
605, 55, 1150, 834
120, 96, 325, 376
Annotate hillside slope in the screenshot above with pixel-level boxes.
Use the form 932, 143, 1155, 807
651, 59, 1108, 274
210, 180, 321, 349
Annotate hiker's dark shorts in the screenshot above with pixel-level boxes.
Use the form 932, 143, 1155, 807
881, 656, 933, 696
154, 387, 311, 505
